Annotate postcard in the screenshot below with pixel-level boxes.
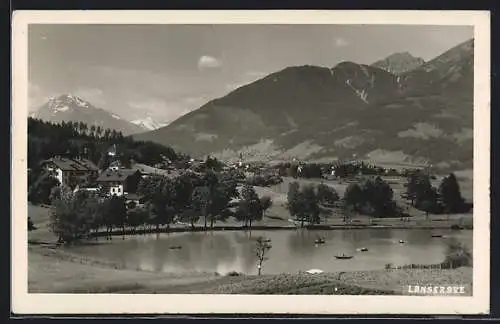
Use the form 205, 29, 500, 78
11, 9, 490, 315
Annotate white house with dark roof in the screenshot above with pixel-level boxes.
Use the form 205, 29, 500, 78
96, 168, 142, 197
40, 156, 99, 188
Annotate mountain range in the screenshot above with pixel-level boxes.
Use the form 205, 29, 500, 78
134, 38, 474, 170
30, 95, 168, 134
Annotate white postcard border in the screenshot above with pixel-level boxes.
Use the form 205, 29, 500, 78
11, 10, 491, 315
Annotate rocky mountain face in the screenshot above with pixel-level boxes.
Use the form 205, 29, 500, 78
371, 52, 425, 75
31, 95, 146, 135
134, 39, 474, 170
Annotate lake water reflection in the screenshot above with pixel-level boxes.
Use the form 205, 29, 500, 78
66, 229, 472, 275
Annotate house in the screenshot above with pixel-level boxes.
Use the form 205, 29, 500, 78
124, 193, 146, 208
131, 162, 182, 179
96, 168, 143, 197
40, 156, 99, 188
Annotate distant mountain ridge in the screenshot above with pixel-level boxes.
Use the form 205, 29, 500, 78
31, 94, 147, 135
133, 38, 473, 170
131, 116, 169, 131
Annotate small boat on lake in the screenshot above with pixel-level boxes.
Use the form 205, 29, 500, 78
399, 240, 406, 244
356, 247, 368, 252
431, 234, 444, 238
169, 245, 182, 250
335, 253, 353, 260
314, 237, 326, 244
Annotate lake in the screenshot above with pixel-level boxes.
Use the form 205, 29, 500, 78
65, 229, 472, 275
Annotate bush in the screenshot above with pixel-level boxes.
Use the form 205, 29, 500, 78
442, 240, 472, 268
226, 271, 243, 277
246, 174, 283, 187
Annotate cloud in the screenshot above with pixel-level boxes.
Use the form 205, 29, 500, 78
197, 55, 222, 69
334, 37, 349, 47
28, 82, 56, 111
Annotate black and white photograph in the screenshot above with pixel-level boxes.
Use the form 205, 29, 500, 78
11, 10, 490, 315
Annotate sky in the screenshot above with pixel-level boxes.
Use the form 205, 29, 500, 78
28, 24, 473, 123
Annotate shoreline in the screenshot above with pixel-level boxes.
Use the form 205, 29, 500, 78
86, 223, 472, 238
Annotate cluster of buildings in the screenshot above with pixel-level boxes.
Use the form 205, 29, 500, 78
39, 155, 166, 205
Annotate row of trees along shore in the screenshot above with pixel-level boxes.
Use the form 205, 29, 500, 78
43, 166, 470, 245
47, 169, 275, 244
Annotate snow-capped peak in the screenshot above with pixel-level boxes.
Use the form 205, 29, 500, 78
131, 116, 169, 131
46, 94, 93, 113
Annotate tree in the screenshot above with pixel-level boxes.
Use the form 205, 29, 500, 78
97, 151, 111, 171
287, 183, 320, 227
109, 195, 128, 238
343, 183, 363, 211
28, 172, 60, 205
98, 198, 115, 240
439, 173, 465, 213
192, 186, 210, 230
96, 126, 103, 138
141, 177, 176, 232
207, 184, 234, 228
78, 121, 85, 134
180, 206, 200, 230
90, 125, 96, 137
205, 156, 224, 171
259, 196, 273, 218
104, 128, 111, 140
300, 184, 321, 225
255, 236, 272, 275
110, 129, 118, 140
343, 178, 399, 218
419, 198, 435, 222
171, 172, 203, 217
236, 184, 262, 229
316, 183, 339, 207
412, 177, 439, 216
287, 181, 300, 205
126, 207, 148, 234
368, 177, 395, 217
341, 200, 355, 223
50, 190, 94, 244
202, 170, 234, 229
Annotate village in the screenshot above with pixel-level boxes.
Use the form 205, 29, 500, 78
27, 143, 474, 294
